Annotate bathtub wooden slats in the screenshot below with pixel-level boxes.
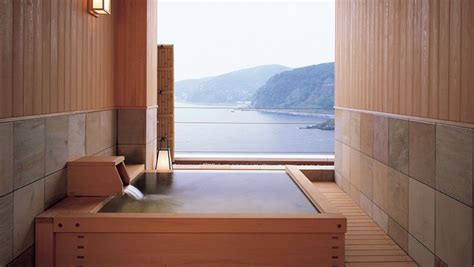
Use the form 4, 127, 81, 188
35, 169, 347, 267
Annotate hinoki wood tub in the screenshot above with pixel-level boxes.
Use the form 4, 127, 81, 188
36, 166, 346, 267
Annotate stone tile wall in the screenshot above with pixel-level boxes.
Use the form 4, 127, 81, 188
335, 109, 473, 267
117, 107, 157, 169
0, 109, 117, 266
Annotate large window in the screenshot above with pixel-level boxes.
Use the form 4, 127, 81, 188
158, 0, 335, 157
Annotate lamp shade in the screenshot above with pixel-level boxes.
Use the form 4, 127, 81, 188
156, 137, 173, 173
157, 150, 173, 173
89, 0, 111, 16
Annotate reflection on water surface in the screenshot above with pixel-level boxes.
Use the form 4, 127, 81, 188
99, 171, 318, 214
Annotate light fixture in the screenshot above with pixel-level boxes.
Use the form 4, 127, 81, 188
88, 0, 111, 17
156, 137, 173, 173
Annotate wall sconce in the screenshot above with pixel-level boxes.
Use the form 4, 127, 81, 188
89, 0, 111, 17
156, 137, 173, 173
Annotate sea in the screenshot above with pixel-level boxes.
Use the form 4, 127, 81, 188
174, 102, 335, 155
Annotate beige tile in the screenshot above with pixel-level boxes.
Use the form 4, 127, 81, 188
388, 168, 409, 229
118, 109, 146, 145
409, 121, 436, 187
409, 235, 435, 267
0, 193, 13, 266
335, 109, 342, 142
342, 177, 351, 194
350, 111, 361, 150
360, 154, 373, 200
68, 113, 86, 161
373, 160, 389, 212
342, 143, 351, 180
436, 124, 473, 206
340, 109, 351, 145
360, 193, 372, 217
13, 119, 45, 189
372, 203, 388, 233
118, 144, 146, 164
13, 179, 44, 257
360, 113, 374, 157
335, 141, 342, 174
45, 116, 68, 175
86, 112, 102, 156
335, 172, 342, 187
435, 192, 472, 267
146, 107, 157, 143
44, 169, 67, 209
100, 109, 117, 149
388, 217, 408, 252
374, 115, 389, 164
350, 186, 361, 206
389, 118, 409, 174
0, 123, 13, 196
409, 178, 435, 252
350, 148, 361, 190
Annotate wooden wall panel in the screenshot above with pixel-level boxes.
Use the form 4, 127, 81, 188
147, 0, 158, 107
413, 0, 422, 117
382, 0, 388, 112
448, 0, 461, 121
461, 0, 474, 123
33, 0, 42, 115
420, 0, 430, 117
429, 0, 439, 118
76, 0, 82, 110
114, 0, 157, 108
24, 0, 34, 116
438, 0, 450, 120
336, 0, 474, 124
13, 0, 25, 117
405, 0, 414, 115
51, 0, 58, 113
42, 0, 51, 114
399, 0, 407, 115
0, 0, 13, 118
0, 0, 115, 119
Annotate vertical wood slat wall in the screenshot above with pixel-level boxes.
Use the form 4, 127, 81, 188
335, 0, 474, 124
0, 0, 115, 119
157, 45, 175, 160
113, 0, 157, 109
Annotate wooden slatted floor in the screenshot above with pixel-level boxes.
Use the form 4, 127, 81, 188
312, 182, 417, 267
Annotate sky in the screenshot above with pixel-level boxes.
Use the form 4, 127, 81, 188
158, 0, 335, 81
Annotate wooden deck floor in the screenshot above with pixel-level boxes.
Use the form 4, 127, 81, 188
312, 182, 417, 267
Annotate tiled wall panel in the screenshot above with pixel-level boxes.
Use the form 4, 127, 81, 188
0, 109, 117, 266
335, 109, 473, 267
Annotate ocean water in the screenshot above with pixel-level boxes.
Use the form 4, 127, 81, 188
175, 102, 335, 154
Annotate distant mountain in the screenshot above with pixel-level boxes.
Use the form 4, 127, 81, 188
251, 62, 334, 110
175, 64, 291, 105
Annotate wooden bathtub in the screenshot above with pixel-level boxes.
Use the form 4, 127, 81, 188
35, 166, 346, 267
